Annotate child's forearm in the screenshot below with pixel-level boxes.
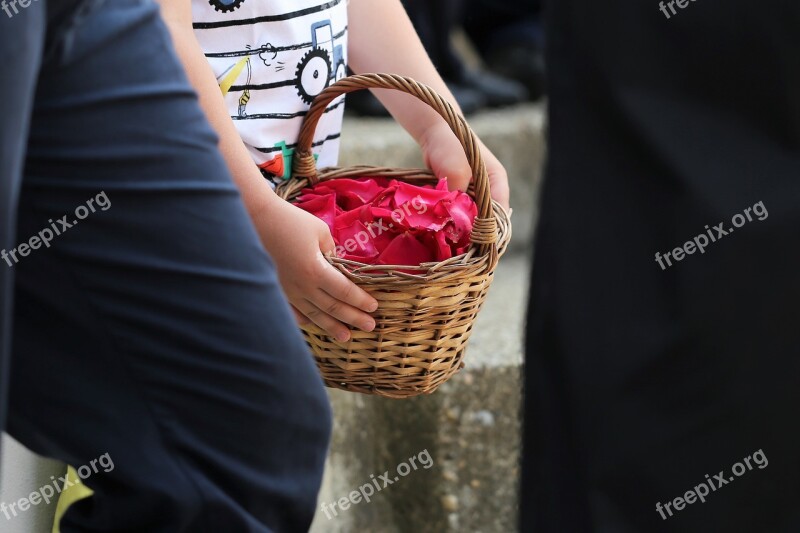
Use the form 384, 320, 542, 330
348, 0, 511, 211
347, 0, 462, 142
156, 1, 279, 220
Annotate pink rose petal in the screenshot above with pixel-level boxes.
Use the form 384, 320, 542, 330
376, 232, 435, 267
295, 193, 337, 234
393, 179, 452, 208
295, 176, 478, 266
419, 230, 454, 262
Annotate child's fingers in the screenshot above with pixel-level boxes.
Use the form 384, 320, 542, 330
422, 124, 511, 210
488, 168, 510, 211
431, 148, 472, 192
296, 290, 376, 343
481, 143, 511, 210
318, 228, 337, 257
422, 127, 472, 191
295, 299, 352, 342
311, 286, 376, 333
290, 305, 311, 326
319, 264, 379, 314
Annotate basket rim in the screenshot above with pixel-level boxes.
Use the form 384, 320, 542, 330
276, 166, 512, 281
291, 73, 500, 257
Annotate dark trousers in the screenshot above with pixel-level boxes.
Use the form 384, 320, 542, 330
1, 1, 331, 531
0, 0, 46, 449
522, 0, 800, 531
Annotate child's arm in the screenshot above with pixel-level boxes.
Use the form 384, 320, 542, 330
348, 0, 510, 211
155, 0, 377, 342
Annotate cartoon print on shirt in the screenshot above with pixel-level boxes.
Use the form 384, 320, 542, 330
295, 48, 331, 105
258, 43, 286, 73
208, 0, 246, 13
238, 49, 252, 118
258, 141, 319, 180
296, 20, 344, 103
198, 6, 347, 180
258, 141, 294, 180
315, 20, 347, 83
215, 19, 344, 110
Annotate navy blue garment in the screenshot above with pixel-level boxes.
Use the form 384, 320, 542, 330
522, 0, 800, 532
2, 1, 332, 531
0, 0, 46, 452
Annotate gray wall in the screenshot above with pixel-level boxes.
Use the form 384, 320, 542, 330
0, 434, 65, 533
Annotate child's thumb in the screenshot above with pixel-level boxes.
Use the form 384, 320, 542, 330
318, 225, 337, 256
430, 148, 472, 192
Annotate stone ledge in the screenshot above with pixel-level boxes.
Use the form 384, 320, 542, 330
311, 254, 531, 532
0, 434, 65, 533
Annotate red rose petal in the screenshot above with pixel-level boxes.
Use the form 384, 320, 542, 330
335, 219, 380, 262
419, 230, 454, 262
296, 192, 328, 203
441, 191, 477, 247
310, 178, 387, 211
334, 206, 397, 262
295, 193, 338, 234
294, 176, 478, 266
393, 199, 450, 231
333, 205, 366, 230
371, 185, 399, 209
376, 232, 435, 267
393, 179, 452, 208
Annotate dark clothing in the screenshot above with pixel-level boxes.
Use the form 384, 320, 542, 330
1, 1, 331, 531
401, 0, 465, 79
0, 0, 47, 445
523, 0, 800, 532
464, 0, 542, 51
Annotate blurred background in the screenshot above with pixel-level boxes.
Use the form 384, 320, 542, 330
0, 1, 546, 532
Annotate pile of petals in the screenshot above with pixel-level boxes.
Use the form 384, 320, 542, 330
293, 177, 478, 267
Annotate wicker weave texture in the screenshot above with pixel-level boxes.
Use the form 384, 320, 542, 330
278, 74, 512, 398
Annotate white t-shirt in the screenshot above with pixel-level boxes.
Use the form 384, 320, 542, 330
192, 0, 348, 181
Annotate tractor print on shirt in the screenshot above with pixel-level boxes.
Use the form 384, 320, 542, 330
216, 19, 346, 117
208, 14, 346, 180
296, 21, 346, 104
208, 0, 247, 13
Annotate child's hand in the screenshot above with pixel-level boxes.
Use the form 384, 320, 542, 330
255, 198, 378, 342
419, 123, 511, 212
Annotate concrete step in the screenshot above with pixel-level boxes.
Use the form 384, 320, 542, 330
310, 253, 532, 533
0, 434, 65, 533
339, 103, 546, 255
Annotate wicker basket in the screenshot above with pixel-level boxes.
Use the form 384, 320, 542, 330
277, 73, 512, 398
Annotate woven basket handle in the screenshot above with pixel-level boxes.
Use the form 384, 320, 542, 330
292, 73, 498, 252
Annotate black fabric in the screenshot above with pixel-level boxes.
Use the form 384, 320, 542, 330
463, 0, 541, 51
522, 0, 800, 532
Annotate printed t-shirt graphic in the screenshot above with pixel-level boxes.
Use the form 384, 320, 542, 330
193, 0, 348, 179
